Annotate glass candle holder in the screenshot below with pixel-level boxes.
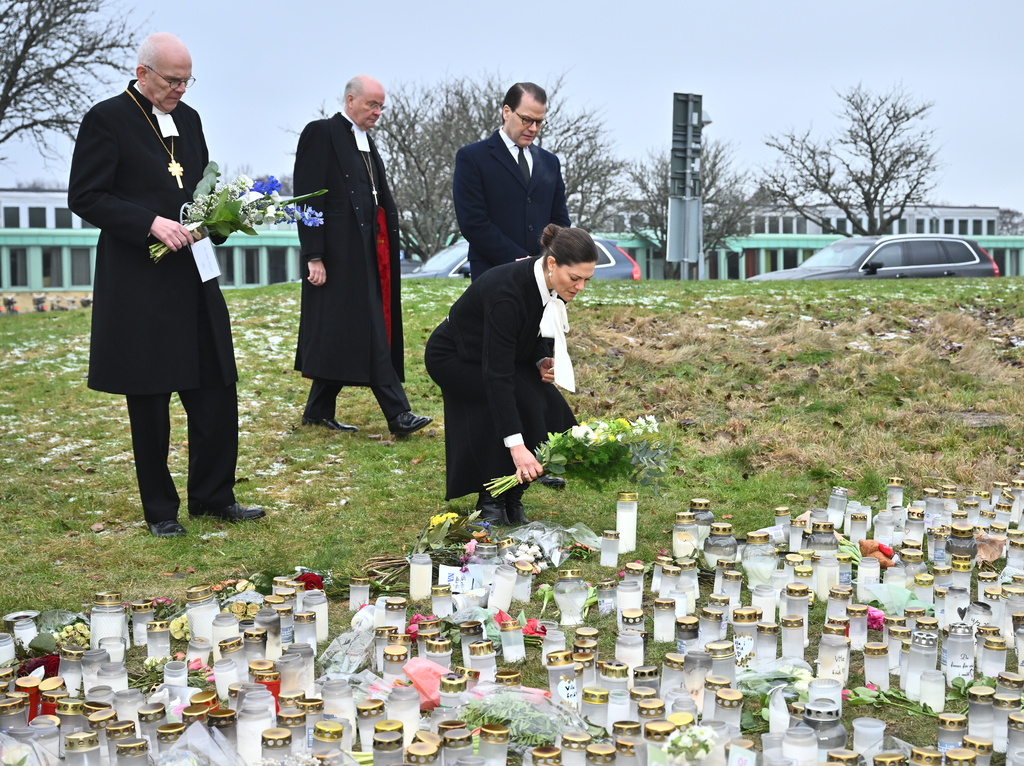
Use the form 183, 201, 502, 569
600, 530, 620, 569
409, 553, 433, 602
499, 620, 526, 663
489, 565, 516, 614
616, 492, 638, 554
863, 642, 889, 691
349, 577, 371, 612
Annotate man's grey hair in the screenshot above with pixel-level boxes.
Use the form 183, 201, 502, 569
344, 76, 366, 100
137, 33, 187, 68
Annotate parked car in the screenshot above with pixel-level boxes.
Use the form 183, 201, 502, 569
747, 235, 1000, 281
404, 238, 642, 280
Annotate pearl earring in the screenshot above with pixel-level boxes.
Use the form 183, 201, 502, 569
548, 270, 553, 278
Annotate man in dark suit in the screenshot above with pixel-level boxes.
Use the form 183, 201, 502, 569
293, 75, 431, 437
452, 82, 572, 491
68, 33, 264, 537
453, 82, 571, 281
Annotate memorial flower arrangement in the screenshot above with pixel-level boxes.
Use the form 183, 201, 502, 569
486, 415, 671, 496
663, 724, 719, 764
149, 164, 327, 262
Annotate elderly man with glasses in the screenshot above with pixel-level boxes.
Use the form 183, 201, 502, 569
69, 33, 264, 537
453, 82, 571, 281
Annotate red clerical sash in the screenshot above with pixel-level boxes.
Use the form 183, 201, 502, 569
375, 206, 392, 345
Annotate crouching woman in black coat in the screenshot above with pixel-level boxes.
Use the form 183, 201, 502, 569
424, 225, 598, 524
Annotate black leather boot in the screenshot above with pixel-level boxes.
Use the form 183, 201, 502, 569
505, 483, 530, 525
475, 489, 508, 526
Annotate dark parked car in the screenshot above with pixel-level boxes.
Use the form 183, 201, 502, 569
747, 235, 1000, 281
403, 238, 642, 280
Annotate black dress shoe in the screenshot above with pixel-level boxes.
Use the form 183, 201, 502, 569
475, 490, 508, 526
148, 520, 187, 537
302, 416, 359, 432
387, 411, 432, 437
189, 502, 266, 522
537, 475, 566, 489
505, 484, 530, 525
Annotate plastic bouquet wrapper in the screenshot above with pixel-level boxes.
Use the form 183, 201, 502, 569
976, 532, 1006, 564
736, 657, 814, 701
398, 657, 451, 709
0, 729, 56, 766
861, 583, 935, 616
156, 721, 246, 766
460, 687, 588, 754
507, 521, 601, 567
318, 626, 375, 677
449, 604, 504, 643
149, 683, 203, 720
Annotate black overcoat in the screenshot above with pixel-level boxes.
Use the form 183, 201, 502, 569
292, 114, 405, 384
424, 258, 577, 499
68, 83, 237, 395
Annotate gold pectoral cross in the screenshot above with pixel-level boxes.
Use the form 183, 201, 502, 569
168, 160, 184, 188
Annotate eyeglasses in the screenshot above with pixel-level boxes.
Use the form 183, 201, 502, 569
145, 65, 196, 90
514, 111, 544, 128
364, 100, 386, 112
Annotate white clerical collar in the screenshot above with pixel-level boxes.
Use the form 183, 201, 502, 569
133, 82, 178, 138
341, 111, 371, 152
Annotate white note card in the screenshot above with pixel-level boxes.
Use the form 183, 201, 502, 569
191, 237, 221, 282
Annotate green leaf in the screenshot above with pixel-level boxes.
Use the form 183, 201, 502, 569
29, 633, 56, 653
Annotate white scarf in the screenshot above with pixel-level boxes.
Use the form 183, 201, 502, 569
535, 258, 575, 392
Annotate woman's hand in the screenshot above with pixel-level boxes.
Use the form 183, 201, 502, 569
510, 443, 544, 483
539, 357, 555, 384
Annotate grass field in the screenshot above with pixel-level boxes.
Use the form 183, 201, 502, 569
3, 274, 1024, 753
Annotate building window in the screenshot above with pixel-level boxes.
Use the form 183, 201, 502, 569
28, 207, 47, 228
244, 248, 260, 284
3, 208, 20, 228
944, 219, 955, 234
916, 218, 926, 234
898, 219, 908, 234
972, 220, 983, 236
42, 247, 63, 287
782, 248, 799, 269
217, 248, 235, 286
930, 218, 940, 234
70, 248, 91, 285
768, 217, 779, 234
9, 249, 28, 287
55, 208, 73, 228
267, 247, 288, 284
835, 218, 848, 234
796, 217, 807, 234
782, 217, 794, 234
958, 219, 968, 235
987, 220, 996, 236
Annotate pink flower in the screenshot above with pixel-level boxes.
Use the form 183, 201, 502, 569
841, 689, 851, 700
188, 658, 204, 671
867, 606, 885, 631
174, 652, 185, 661
464, 540, 477, 556
523, 618, 546, 637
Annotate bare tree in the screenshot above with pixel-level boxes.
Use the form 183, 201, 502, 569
761, 84, 940, 236
999, 208, 1024, 235
626, 139, 755, 274
373, 75, 504, 262
539, 76, 627, 232
369, 73, 626, 262
0, 0, 139, 161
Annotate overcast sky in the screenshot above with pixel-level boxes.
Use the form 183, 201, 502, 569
4, 0, 1023, 214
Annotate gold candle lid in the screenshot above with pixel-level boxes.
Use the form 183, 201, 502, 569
357, 698, 385, 717
106, 720, 137, 739
219, 636, 243, 653
208, 709, 237, 727
243, 627, 267, 642
185, 584, 214, 601
248, 659, 275, 675
459, 621, 483, 635
873, 755, 907, 766
296, 698, 324, 714
689, 498, 711, 510
781, 615, 804, 628
547, 649, 574, 667
313, 721, 344, 740
276, 708, 305, 727
373, 730, 403, 752
584, 742, 616, 763
864, 642, 888, 657
64, 731, 100, 751
582, 687, 609, 704
495, 669, 521, 686
710, 522, 733, 535
663, 652, 685, 670
599, 660, 629, 679
406, 741, 440, 762
757, 621, 779, 635
938, 713, 967, 730
943, 748, 977, 766
93, 591, 121, 606
58, 698, 87, 716
261, 728, 291, 749
994, 693, 1020, 710
961, 736, 993, 755
431, 584, 452, 596
468, 640, 494, 656
479, 723, 510, 744
376, 719, 404, 734
716, 688, 743, 708
87, 709, 117, 729
384, 596, 407, 611
156, 723, 186, 742
531, 746, 563, 764
644, 719, 677, 741
617, 492, 639, 502
968, 686, 995, 702
827, 750, 861, 765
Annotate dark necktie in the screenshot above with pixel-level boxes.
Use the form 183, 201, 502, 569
517, 146, 530, 183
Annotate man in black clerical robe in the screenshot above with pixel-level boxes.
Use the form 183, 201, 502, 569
68, 33, 264, 537
292, 74, 431, 437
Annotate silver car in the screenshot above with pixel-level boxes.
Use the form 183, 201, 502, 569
748, 235, 1000, 280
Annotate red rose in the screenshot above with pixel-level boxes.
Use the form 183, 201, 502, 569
17, 654, 59, 678
294, 573, 324, 591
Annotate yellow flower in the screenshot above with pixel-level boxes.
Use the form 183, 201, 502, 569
246, 603, 261, 617
229, 602, 247, 616
429, 512, 458, 529
235, 579, 253, 592
169, 617, 190, 641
